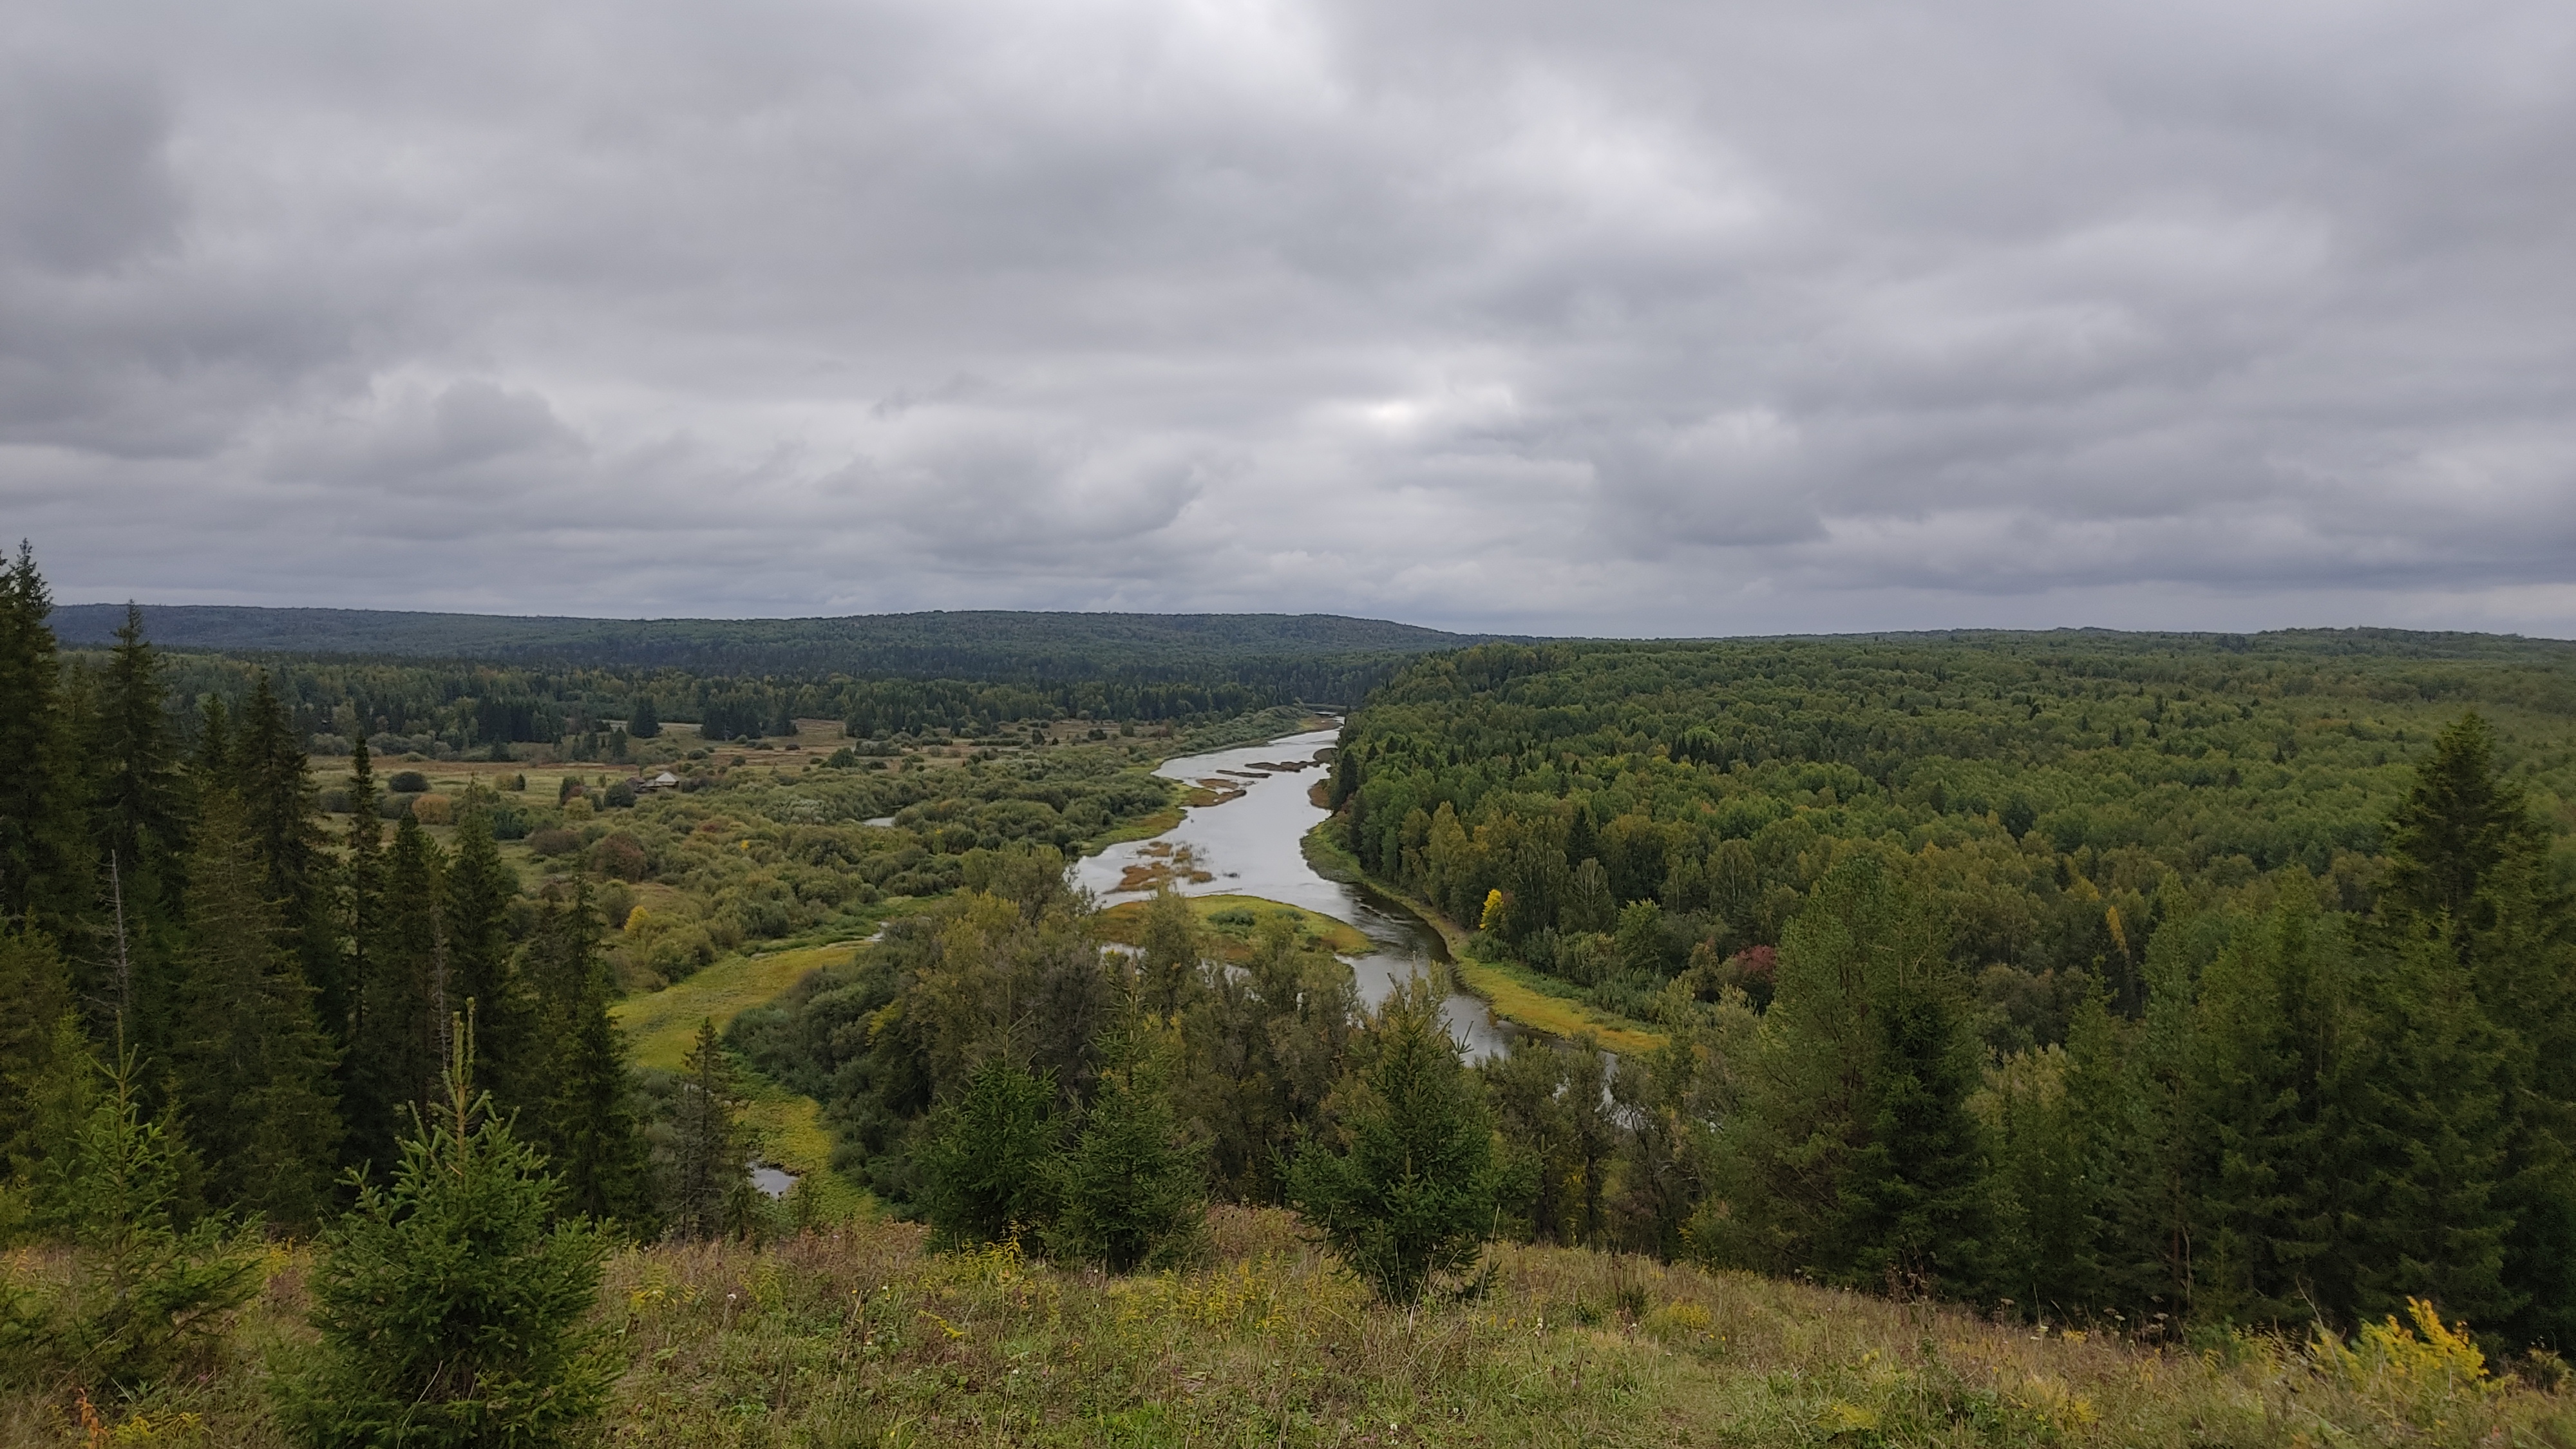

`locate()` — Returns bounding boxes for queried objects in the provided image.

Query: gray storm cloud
[4,0,2573,634]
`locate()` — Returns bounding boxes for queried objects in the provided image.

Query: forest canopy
[1334,631,2576,1030]
[1325,632,2576,1348]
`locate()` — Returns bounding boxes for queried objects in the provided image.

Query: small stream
[1075,728,1506,1061]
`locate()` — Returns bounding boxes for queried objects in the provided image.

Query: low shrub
[592,833,649,882]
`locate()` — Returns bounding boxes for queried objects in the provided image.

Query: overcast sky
[6,0,2575,636]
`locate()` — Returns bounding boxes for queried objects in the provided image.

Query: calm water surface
[1075,728,1505,1060]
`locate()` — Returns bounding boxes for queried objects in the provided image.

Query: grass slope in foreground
[15,1207,2567,1446]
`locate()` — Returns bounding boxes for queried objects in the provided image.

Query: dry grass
[12,1209,2571,1448]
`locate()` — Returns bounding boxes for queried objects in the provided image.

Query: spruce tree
[442,799,524,1099]
[1833,947,1993,1296]
[916,1054,1057,1247]
[343,736,383,940]
[2375,714,2576,1346]
[337,738,384,1128]
[2056,986,2134,1309]
[2353,933,2515,1328]
[1706,858,1989,1294]
[1982,1045,2083,1317]
[1048,1024,1204,1271]
[233,674,346,1045]
[1287,975,1497,1303]
[278,1021,614,1448]
[2187,898,2366,1327]
[170,790,340,1229]
[192,694,230,782]
[663,1019,753,1240]
[2112,912,2230,1322]
[520,887,654,1229]
[0,542,91,943]
[1,1039,259,1393]
[2381,714,2540,945]
[0,930,75,1175]
[6,1014,99,1237]
[87,603,185,1026]
[346,815,445,1173]
[1981,994,2129,1322]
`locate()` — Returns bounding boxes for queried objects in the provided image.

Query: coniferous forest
[6,544,2576,1444]
[1332,638,2576,1344]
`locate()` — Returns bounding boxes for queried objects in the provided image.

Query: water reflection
[1077,728,1506,1060]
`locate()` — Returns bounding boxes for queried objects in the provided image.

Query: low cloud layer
[7,0,2574,634]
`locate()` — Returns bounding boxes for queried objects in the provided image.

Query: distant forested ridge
[52,603,1486,687]
[48,603,1495,747]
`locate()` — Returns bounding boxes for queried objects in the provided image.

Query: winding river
[1075,728,1506,1060]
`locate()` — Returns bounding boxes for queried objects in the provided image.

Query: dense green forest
[1335,633,2576,1027]
[1323,634,2576,1348]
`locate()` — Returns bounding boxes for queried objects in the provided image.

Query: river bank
[1071,726,1507,1058]
[1299,818,1670,1057]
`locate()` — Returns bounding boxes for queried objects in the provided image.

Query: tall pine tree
[346,815,445,1175]
[663,1019,753,1241]
[336,738,383,1117]
[170,790,339,1229]
[86,603,186,1030]
[520,887,654,1229]
[232,674,346,1046]
[1048,1021,1205,1271]
[916,1054,1057,1248]
[442,797,525,1103]
[1834,936,1993,1296]
[1708,858,1991,1296]
[2187,898,2367,1328]
[0,544,92,947]
[2376,714,2576,1346]
[2352,931,2515,1328]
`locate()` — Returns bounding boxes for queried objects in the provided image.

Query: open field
[13,1206,2569,1447]
[612,942,862,1072]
